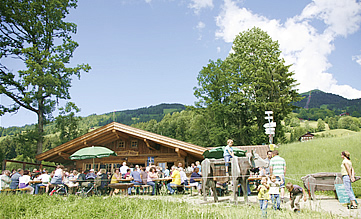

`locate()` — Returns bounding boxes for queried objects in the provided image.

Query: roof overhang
[36,122,207,163]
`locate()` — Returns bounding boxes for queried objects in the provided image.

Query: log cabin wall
[75,137,201,173]
[36,122,207,172]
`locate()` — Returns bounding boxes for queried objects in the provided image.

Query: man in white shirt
[0,170,11,191]
[119,162,129,178]
[35,170,50,194]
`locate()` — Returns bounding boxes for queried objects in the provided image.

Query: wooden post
[22,161,26,170]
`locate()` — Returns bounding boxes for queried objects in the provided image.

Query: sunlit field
[280,132,361,196]
[0,194,335,219]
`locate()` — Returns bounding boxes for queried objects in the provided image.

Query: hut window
[118,141,125,148]
[85,163,92,170]
[131,140,138,148]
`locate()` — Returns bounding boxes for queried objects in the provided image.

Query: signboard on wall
[147,157,154,166]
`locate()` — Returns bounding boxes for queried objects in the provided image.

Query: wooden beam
[175,148,187,158]
[112,130,129,140]
[58,152,71,160]
[144,139,157,150]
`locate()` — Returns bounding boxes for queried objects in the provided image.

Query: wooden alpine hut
[36,122,206,172]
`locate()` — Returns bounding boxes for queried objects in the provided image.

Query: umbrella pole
[93,158,95,170]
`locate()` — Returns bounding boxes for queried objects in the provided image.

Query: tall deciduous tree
[55,102,84,145]
[194,27,302,145]
[0,0,90,157]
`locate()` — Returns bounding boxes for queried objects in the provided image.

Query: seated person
[128,168,142,195]
[167,166,181,195]
[34,170,51,194]
[0,170,11,192]
[98,169,108,194]
[86,169,96,180]
[147,167,158,195]
[10,169,23,189]
[179,167,188,192]
[19,170,34,194]
[124,169,131,179]
[85,169,97,188]
[110,169,121,184]
[50,165,65,185]
[110,169,122,195]
[189,167,202,194]
[77,170,89,187]
[66,170,79,194]
[140,167,148,185]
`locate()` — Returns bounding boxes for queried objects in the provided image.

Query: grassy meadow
[280,131,361,196]
[0,193,335,219]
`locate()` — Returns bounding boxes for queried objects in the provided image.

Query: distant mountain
[293,89,361,116]
[97,103,186,126]
[0,103,186,137]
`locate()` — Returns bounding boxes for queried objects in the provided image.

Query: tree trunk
[36,107,44,164]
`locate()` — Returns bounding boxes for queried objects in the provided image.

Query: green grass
[0,194,334,219]
[280,132,361,197]
[313,129,358,138]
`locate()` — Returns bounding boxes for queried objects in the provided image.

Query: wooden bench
[141,185,151,194]
[0,188,30,194]
[170,184,184,194]
[132,185,141,195]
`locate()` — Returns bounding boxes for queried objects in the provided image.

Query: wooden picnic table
[108,183,134,196]
[192,177,202,182]
[30,180,42,184]
[117,178,133,182]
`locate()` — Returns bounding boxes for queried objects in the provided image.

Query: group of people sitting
[0,165,109,195]
[0,161,203,196]
[111,162,202,195]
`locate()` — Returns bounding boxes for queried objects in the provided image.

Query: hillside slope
[280,132,361,196]
[293,89,361,116]
[0,103,186,137]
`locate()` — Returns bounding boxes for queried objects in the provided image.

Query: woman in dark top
[189,167,202,194]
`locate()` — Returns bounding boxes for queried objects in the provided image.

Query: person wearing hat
[86,169,96,180]
[341,151,357,209]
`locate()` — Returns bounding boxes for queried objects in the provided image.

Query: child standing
[268,175,282,210]
[224,139,234,175]
[286,182,308,213]
[257,176,270,218]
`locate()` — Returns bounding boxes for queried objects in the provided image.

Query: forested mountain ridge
[0,103,186,137]
[293,89,361,117]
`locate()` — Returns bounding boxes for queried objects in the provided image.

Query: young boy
[268,175,282,210]
[286,182,308,212]
[257,176,270,218]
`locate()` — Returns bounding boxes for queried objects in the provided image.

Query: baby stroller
[49,184,68,196]
[76,176,101,198]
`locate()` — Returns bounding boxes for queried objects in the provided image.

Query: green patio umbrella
[202,146,247,159]
[69,146,117,169]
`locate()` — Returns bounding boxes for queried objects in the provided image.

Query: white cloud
[145,0,152,3]
[196,21,205,30]
[189,0,214,14]
[215,0,361,99]
[352,54,361,66]
[217,47,221,53]
[298,0,361,37]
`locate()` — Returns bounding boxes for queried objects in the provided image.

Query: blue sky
[1,0,361,128]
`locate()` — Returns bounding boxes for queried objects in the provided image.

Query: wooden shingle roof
[36,122,207,163]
